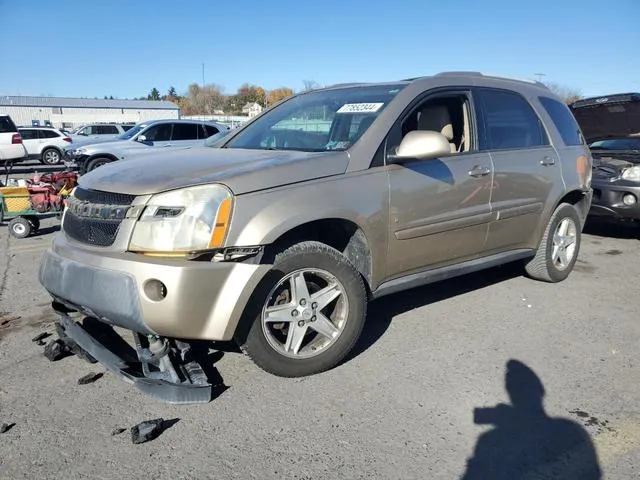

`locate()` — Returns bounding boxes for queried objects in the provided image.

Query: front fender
[226,170,390,287]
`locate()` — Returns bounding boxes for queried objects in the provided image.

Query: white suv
[69,123,134,142]
[18,127,72,165]
[0,114,27,163]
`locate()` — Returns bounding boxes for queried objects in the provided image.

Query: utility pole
[202,63,205,88]
[534,73,546,83]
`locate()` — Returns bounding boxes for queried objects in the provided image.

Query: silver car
[64,119,227,174]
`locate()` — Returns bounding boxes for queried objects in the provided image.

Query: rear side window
[539,96,584,146]
[40,129,60,138]
[171,123,199,140]
[19,129,37,140]
[0,116,17,133]
[476,89,549,150]
[202,124,220,138]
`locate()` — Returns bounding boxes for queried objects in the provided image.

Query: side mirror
[387,131,451,164]
[137,135,147,142]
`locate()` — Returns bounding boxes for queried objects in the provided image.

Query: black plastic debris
[131,418,166,444]
[31,332,51,343]
[130,418,179,444]
[0,423,15,434]
[111,428,126,436]
[43,339,71,361]
[77,372,103,385]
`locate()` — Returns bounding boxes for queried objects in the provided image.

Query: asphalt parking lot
[0,207,639,478]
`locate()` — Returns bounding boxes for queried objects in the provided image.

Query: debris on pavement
[130,418,179,444]
[0,423,15,434]
[111,428,126,436]
[36,339,46,346]
[43,339,72,362]
[77,372,103,385]
[31,332,51,343]
[0,315,21,327]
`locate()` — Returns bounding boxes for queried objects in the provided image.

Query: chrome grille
[63,187,135,247]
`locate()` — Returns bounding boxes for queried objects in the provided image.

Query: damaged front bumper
[590,178,640,220]
[54,308,222,404]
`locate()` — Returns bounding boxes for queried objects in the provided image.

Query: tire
[241,241,367,378]
[41,148,61,166]
[86,157,111,172]
[525,203,582,283]
[8,217,32,238]
[25,215,40,232]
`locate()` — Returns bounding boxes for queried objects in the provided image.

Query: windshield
[589,138,640,151]
[118,123,147,140]
[222,84,406,152]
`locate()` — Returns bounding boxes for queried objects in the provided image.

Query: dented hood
[77,147,349,196]
[570,93,640,143]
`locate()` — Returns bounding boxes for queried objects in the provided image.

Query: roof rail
[429,71,548,87]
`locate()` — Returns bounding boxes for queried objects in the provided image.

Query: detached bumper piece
[56,313,217,404]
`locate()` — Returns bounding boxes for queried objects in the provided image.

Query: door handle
[540,156,556,166]
[468,165,491,177]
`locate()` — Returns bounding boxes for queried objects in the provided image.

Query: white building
[0,96,180,130]
[242,102,263,118]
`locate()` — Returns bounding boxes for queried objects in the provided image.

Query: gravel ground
[0,214,639,479]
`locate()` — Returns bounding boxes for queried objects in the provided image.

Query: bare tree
[302,79,321,91]
[543,81,583,104]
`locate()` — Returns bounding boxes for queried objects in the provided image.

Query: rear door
[18,129,40,156]
[475,87,559,252]
[170,122,202,147]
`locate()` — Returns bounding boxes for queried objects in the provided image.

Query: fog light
[143,279,167,301]
[622,194,637,206]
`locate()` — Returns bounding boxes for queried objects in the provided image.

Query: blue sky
[1,0,638,99]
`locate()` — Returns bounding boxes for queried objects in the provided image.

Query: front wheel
[525,203,582,283]
[241,241,367,377]
[85,157,111,172]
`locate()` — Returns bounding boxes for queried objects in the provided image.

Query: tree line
[132,81,322,116]
[102,79,583,115]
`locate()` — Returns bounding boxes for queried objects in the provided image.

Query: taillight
[11,133,22,144]
[63,137,72,143]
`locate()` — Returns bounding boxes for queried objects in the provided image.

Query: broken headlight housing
[621,166,640,182]
[129,184,233,254]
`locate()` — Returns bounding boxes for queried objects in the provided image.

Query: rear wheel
[41,148,61,166]
[241,241,367,377]
[8,217,32,238]
[525,203,582,282]
[25,215,40,232]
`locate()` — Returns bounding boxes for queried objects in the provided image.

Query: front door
[473,87,559,252]
[386,90,494,279]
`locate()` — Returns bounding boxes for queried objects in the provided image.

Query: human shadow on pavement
[347,261,524,361]
[461,359,602,480]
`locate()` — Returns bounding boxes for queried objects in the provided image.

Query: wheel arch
[261,217,374,293]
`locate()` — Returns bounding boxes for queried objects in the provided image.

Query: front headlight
[621,166,640,181]
[128,184,233,253]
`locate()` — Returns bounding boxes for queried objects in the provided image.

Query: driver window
[143,124,172,141]
[401,95,472,154]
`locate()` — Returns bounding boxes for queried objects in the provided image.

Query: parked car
[39,72,593,403]
[63,119,227,174]
[18,126,72,165]
[68,123,135,142]
[0,114,27,164]
[569,93,640,223]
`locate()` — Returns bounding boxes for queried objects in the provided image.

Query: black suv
[570,93,640,222]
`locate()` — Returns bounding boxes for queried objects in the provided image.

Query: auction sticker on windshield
[337,103,384,114]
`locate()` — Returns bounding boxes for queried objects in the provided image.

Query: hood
[570,93,640,143]
[78,147,349,196]
[68,137,124,148]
